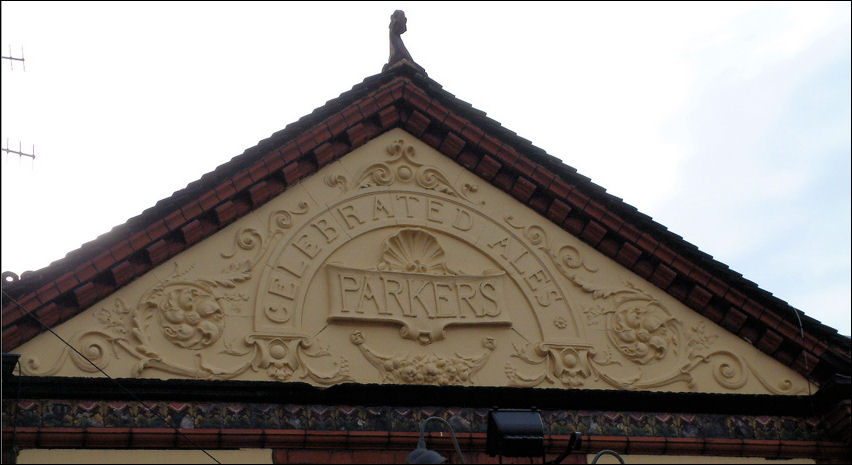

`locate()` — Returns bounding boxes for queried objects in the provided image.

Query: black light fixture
[406,416,466,464]
[486,408,545,459]
[590,450,625,463]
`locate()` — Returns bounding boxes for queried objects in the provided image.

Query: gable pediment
[10,129,814,395]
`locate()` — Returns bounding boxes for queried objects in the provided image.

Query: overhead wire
[1,289,222,464]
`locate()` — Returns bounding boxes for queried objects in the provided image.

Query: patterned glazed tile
[575,411,600,435]
[470,408,489,434]
[675,415,701,438]
[626,413,653,437]
[363,406,389,431]
[74,400,104,427]
[727,416,755,439]
[419,407,447,434]
[561,411,581,434]
[4,400,42,427]
[542,410,570,435]
[698,414,728,438]
[778,416,811,441]
[653,413,677,437]
[338,405,367,431]
[445,407,473,434]
[103,401,134,427]
[250,403,280,429]
[222,403,251,429]
[389,406,420,432]
[307,405,338,431]
[167,402,196,429]
[278,404,307,430]
[599,412,625,435]
[806,417,822,440]
[42,400,75,427]
[753,416,779,440]
[191,402,221,428]
[133,401,168,428]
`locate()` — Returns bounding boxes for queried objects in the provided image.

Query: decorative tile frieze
[1,398,825,441]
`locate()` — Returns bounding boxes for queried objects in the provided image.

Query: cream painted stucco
[16,448,271,464]
[11,128,815,395]
[589,454,814,464]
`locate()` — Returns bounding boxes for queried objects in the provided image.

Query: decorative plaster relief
[326,139,481,204]
[502,216,804,395]
[327,229,511,345]
[19,203,351,384]
[350,330,495,385]
[11,129,813,394]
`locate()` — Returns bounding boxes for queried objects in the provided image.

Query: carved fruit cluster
[380,353,478,385]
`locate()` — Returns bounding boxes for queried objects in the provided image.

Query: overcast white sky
[2,2,849,336]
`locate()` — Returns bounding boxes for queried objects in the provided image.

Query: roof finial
[383,10,424,73]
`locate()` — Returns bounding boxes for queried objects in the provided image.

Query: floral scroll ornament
[19,260,352,385]
[501,215,804,395]
[243,335,353,384]
[324,139,481,204]
[148,284,224,349]
[506,343,597,387]
[221,202,310,267]
[142,262,251,350]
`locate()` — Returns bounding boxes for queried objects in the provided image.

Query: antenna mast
[0,44,25,71]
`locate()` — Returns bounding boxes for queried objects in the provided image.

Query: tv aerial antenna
[2,139,35,167]
[2,44,36,168]
[1,44,25,71]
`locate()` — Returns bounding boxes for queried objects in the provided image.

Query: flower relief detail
[141,262,250,350]
[149,285,225,349]
[607,298,678,365]
[505,275,804,394]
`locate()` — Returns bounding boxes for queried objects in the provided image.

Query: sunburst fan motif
[377,229,455,275]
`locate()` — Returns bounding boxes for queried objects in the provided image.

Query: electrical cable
[1,289,222,464]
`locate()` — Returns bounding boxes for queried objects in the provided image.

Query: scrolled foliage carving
[324,139,482,204]
[221,202,309,266]
[506,343,594,387]
[582,284,803,393]
[500,217,803,394]
[504,216,598,286]
[19,256,355,384]
[245,335,353,384]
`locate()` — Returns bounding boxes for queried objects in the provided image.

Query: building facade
[2,12,850,464]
